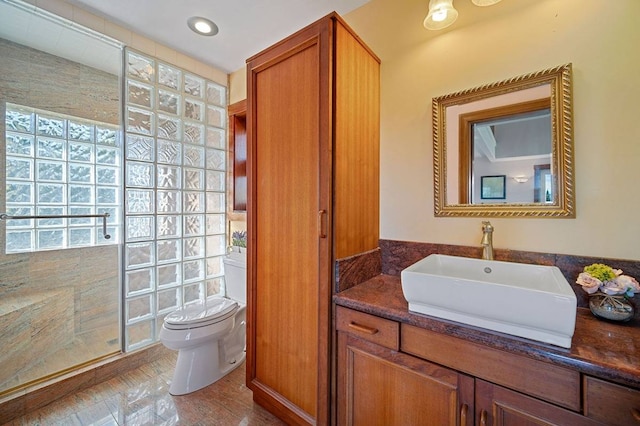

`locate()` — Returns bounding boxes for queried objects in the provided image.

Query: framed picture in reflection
[480,175,506,200]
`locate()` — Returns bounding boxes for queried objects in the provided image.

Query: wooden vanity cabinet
[336,305,640,425]
[246,13,380,426]
[476,380,600,425]
[336,306,475,425]
[401,324,581,412]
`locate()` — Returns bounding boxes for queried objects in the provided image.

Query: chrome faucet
[481,221,494,260]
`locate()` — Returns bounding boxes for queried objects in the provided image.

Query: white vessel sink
[401,254,577,348]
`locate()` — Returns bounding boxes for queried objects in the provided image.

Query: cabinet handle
[348,322,379,335]
[480,410,488,426]
[632,408,640,422]
[318,210,327,238]
[459,404,468,426]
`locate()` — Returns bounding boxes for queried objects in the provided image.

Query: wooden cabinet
[476,380,600,425]
[227,100,247,212]
[336,306,640,426]
[336,306,474,426]
[584,376,640,425]
[401,324,581,412]
[246,13,379,425]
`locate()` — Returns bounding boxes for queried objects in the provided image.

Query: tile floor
[3,352,286,425]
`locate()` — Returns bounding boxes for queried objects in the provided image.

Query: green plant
[232,230,247,248]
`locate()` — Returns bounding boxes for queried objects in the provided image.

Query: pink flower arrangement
[576,263,640,297]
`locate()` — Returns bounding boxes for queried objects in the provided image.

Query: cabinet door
[475,379,600,426]
[584,376,640,425]
[247,18,331,425]
[338,332,474,426]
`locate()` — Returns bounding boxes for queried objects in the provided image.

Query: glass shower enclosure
[0,0,123,395]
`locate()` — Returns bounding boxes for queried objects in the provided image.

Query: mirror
[433,64,574,217]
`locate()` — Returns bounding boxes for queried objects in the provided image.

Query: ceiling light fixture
[423,0,458,31]
[424,0,503,31]
[471,0,502,6]
[187,16,219,36]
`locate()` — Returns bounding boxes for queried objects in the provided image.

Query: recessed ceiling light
[187,16,219,36]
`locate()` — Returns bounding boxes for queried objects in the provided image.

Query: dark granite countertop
[333,274,640,389]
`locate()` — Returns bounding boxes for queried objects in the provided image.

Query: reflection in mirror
[459,97,551,204]
[433,64,574,217]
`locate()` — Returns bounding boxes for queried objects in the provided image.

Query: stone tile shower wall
[124,49,228,351]
[0,37,120,394]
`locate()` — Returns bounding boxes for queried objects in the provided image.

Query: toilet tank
[223,248,246,304]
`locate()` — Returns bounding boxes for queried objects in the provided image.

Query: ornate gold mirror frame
[433,63,574,218]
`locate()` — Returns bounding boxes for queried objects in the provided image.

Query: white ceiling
[66,0,370,73]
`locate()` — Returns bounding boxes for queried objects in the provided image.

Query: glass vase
[588,293,635,322]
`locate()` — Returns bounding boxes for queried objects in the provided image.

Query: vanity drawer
[584,376,640,425]
[401,324,581,411]
[336,306,399,350]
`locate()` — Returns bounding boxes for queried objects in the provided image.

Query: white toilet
[159,248,247,395]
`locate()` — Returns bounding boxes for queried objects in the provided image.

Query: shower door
[0,0,123,395]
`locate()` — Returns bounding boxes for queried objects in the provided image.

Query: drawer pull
[632,408,640,422]
[460,403,468,426]
[480,410,488,426]
[348,322,379,335]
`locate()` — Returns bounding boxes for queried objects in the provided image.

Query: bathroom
[1,0,639,424]
[0,0,236,416]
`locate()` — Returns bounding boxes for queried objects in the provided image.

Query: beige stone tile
[36,0,73,21]
[137,355,175,379]
[194,60,227,86]
[176,51,197,75]
[71,6,105,34]
[23,370,96,414]
[91,346,155,383]
[131,33,156,57]
[155,44,178,66]
[103,21,132,45]
[20,394,81,424]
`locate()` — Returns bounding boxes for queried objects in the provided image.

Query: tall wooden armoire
[246,12,380,425]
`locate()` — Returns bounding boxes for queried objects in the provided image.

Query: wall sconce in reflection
[512,176,530,183]
[424,0,503,31]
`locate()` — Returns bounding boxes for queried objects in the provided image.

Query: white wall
[361,0,640,260]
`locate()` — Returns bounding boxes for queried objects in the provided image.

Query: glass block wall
[5,104,121,253]
[124,49,228,350]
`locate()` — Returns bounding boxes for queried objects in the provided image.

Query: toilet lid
[164,297,238,326]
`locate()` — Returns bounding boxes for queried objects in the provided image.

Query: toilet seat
[164,297,238,330]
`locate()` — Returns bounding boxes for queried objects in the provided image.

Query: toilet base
[168,338,246,395]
